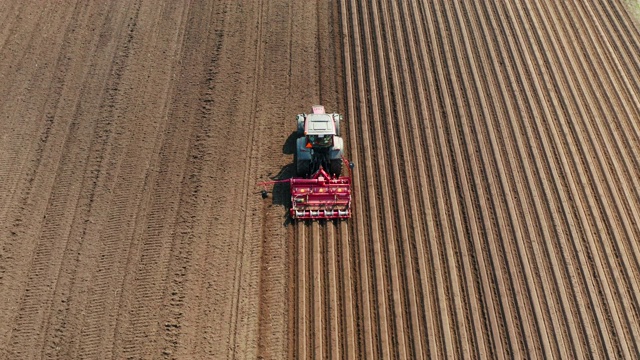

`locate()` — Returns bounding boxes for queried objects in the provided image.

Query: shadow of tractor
[258,131,299,225]
[282,130,297,155]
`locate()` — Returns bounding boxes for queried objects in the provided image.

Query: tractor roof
[305,114,336,135]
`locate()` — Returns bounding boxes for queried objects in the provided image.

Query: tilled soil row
[2,0,640,359]
[291,0,640,359]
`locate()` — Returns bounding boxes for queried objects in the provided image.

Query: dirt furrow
[521,2,636,356]
[437,2,536,358]
[505,2,623,356]
[570,1,640,147]
[429,4,506,359]
[556,0,640,225]
[311,222,325,359]
[538,2,640,352]
[359,1,411,357]
[337,221,356,359]
[286,0,347,357]
[295,224,308,359]
[347,1,392,358]
[416,2,502,356]
[4,1,640,358]
[378,1,436,357]
[471,3,582,357]
[414,3,466,358]
[455,2,547,357]
[586,2,640,96]
[512,5,613,357]
[448,2,550,357]
[338,2,376,359]
[287,0,350,357]
[394,2,454,358]
[325,223,340,359]
[563,1,640,285]
[367,1,421,358]
[489,2,607,357]
[432,3,496,358]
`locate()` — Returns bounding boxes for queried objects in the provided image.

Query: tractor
[295,105,344,178]
[258,105,353,220]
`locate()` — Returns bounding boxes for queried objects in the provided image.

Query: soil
[1,1,640,359]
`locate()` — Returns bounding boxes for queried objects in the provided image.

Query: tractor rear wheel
[330,159,342,177]
[297,160,311,177]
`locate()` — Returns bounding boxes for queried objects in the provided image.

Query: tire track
[69,2,148,357]
[5,0,640,358]
[224,1,283,357]
[4,2,132,357]
[0,0,24,50]
[0,2,79,275]
[0,2,130,357]
[101,2,194,358]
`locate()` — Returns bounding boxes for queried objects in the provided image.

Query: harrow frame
[258,157,353,220]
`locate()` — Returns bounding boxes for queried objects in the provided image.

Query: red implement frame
[258,158,352,220]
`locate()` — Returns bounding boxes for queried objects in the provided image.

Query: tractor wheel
[296,115,305,136]
[297,160,311,177]
[330,159,342,177]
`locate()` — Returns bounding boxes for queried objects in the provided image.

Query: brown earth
[1,1,640,359]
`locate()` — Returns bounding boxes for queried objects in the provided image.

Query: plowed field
[1,1,640,359]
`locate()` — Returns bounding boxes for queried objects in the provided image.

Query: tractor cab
[295,105,345,177]
[306,134,333,148]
